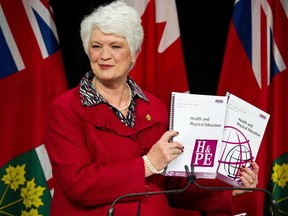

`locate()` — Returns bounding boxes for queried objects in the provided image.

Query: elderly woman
[45,1,259,216]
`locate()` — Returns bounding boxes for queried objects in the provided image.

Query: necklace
[92,77,132,111]
[117,83,132,111]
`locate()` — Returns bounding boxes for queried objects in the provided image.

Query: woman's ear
[129,50,140,72]
[132,50,141,63]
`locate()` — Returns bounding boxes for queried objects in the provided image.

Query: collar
[80,71,148,107]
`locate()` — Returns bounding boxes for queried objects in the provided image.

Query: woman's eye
[112,45,121,49]
[92,45,101,49]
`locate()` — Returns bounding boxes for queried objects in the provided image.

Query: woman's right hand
[144,130,184,176]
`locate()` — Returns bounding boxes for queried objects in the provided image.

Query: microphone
[184,165,279,216]
[108,164,278,216]
[107,177,191,216]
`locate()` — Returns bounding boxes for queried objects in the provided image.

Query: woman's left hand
[232,161,259,196]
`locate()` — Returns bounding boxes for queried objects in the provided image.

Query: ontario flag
[0,0,67,215]
[217,0,288,215]
[121,0,189,109]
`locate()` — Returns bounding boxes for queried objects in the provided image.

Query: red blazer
[45,86,234,216]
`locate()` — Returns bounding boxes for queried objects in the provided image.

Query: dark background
[49,0,235,95]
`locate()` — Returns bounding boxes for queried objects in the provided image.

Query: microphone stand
[184,165,279,216]
[108,164,279,216]
[107,179,191,216]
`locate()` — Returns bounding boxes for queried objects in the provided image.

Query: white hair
[80,1,144,61]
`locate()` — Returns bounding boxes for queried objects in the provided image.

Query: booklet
[216,92,270,186]
[165,92,227,179]
[164,92,270,184]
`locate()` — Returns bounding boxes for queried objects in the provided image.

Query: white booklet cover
[165,92,227,179]
[216,92,270,186]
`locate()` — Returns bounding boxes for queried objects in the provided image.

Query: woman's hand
[232,161,259,196]
[144,131,184,176]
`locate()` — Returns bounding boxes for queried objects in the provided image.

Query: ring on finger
[172,148,177,155]
[249,179,255,185]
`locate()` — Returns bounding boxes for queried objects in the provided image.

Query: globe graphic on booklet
[218,126,254,184]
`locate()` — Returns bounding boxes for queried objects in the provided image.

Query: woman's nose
[100,47,111,60]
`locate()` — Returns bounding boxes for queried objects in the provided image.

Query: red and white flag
[0,0,67,214]
[121,0,189,108]
[217,0,288,215]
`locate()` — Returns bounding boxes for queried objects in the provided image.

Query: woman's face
[88,27,133,83]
